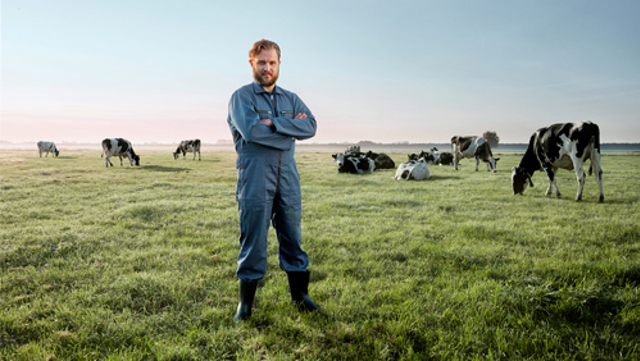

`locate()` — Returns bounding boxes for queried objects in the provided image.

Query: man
[227,39,321,321]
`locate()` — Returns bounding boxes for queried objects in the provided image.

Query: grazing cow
[451,136,500,172]
[512,121,603,202]
[365,151,395,169]
[394,158,430,180]
[101,138,140,168]
[332,153,375,174]
[173,139,201,160]
[37,141,59,157]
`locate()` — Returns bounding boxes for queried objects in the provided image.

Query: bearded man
[227,39,321,321]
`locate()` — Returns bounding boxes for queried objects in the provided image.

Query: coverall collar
[252,81,283,95]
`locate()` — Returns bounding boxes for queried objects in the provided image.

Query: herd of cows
[35,121,604,202]
[329,121,604,202]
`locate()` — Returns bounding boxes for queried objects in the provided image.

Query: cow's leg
[572,158,586,202]
[591,148,604,203]
[119,155,124,166]
[453,152,459,171]
[486,161,491,172]
[475,157,480,171]
[198,150,201,161]
[543,167,560,197]
[105,155,112,167]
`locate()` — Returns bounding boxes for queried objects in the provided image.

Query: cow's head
[132,154,141,166]
[332,153,346,167]
[488,157,500,172]
[173,150,181,160]
[512,166,533,194]
[54,150,60,157]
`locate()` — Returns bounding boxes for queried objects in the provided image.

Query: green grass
[1,149,639,360]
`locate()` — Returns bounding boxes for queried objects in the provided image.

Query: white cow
[393,158,430,180]
[37,141,59,157]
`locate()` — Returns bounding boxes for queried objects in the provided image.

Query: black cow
[512,121,603,202]
[365,151,395,169]
[173,139,201,160]
[101,138,140,167]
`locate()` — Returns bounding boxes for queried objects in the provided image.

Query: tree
[483,131,500,148]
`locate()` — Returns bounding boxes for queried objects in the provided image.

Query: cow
[101,138,140,168]
[435,152,454,166]
[365,151,395,169]
[408,149,437,164]
[37,141,59,157]
[512,121,603,203]
[394,158,430,180]
[332,153,376,174]
[451,136,499,172]
[173,139,201,160]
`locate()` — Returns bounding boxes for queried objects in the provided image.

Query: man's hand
[260,113,307,128]
[260,118,274,128]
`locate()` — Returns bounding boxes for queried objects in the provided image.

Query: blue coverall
[227,82,317,281]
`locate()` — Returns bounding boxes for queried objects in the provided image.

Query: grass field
[1,149,639,360]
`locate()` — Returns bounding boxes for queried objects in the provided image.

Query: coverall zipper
[270,92,282,193]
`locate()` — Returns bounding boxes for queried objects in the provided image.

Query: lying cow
[365,151,395,169]
[101,138,140,168]
[435,152,454,166]
[37,141,59,157]
[512,121,603,202]
[173,139,201,160]
[408,149,436,164]
[394,158,430,180]
[332,153,375,174]
[451,136,499,172]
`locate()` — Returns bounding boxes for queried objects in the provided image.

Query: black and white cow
[37,141,59,157]
[408,149,437,164]
[365,151,395,169]
[101,138,140,168]
[332,153,376,174]
[173,139,201,160]
[451,136,499,172]
[394,158,430,180]
[512,121,603,203]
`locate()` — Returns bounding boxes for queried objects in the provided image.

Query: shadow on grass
[140,165,191,172]
[56,156,79,160]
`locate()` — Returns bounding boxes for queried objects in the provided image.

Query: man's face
[250,48,280,89]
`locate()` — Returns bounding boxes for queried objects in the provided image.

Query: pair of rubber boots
[234,271,321,322]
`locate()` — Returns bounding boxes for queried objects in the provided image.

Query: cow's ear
[332,154,337,159]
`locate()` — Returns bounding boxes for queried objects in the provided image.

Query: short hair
[249,39,281,61]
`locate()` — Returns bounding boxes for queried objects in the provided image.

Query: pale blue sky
[2,0,639,144]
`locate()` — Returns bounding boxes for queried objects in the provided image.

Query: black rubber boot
[287,271,321,312]
[233,280,258,322]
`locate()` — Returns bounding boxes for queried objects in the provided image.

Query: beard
[253,68,279,88]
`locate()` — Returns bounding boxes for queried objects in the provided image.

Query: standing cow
[512,121,603,203]
[173,139,201,160]
[101,138,140,168]
[37,141,59,157]
[451,136,499,172]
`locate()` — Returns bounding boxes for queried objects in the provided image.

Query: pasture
[1,149,639,360]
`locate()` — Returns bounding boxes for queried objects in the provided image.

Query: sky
[2,0,640,145]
